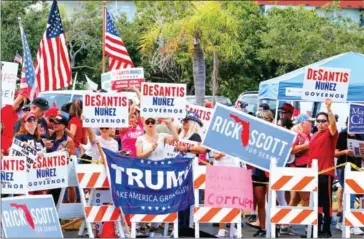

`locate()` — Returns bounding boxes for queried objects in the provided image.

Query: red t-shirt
[1,105,19,155]
[68,116,83,148]
[293,133,311,166]
[308,129,339,176]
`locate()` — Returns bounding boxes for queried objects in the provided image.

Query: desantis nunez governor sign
[202,104,296,171]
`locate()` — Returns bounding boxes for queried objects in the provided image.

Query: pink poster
[204,166,253,210]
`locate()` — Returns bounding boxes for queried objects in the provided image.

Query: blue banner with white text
[348,103,364,134]
[103,148,194,214]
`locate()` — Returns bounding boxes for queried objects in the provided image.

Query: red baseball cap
[22,112,36,122]
[278,103,294,114]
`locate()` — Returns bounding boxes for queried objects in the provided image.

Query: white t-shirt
[136,133,168,161]
[85,136,119,160]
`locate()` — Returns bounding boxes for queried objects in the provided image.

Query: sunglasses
[145,119,156,125]
[100,128,110,130]
[316,119,328,124]
[25,117,37,123]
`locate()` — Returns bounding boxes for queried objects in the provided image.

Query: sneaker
[253,229,266,238]
[282,226,298,236]
[248,214,258,223]
[335,222,343,231]
[216,229,227,238]
[320,232,332,238]
[351,227,364,235]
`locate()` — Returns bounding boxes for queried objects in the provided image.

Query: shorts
[252,175,269,187]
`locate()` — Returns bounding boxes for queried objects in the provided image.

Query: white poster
[28,151,69,191]
[1,156,28,194]
[1,61,19,106]
[302,66,350,102]
[9,138,38,173]
[140,82,187,118]
[83,92,129,127]
[164,139,199,158]
[186,103,213,136]
[101,67,144,91]
[347,138,364,158]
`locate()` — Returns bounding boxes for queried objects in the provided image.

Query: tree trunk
[192,35,206,106]
[211,50,219,106]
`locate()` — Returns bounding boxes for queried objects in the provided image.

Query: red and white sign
[204,166,253,210]
[1,156,27,194]
[140,82,187,118]
[102,68,144,91]
[302,66,351,102]
[83,92,129,127]
[164,139,199,158]
[186,103,213,135]
[28,151,69,191]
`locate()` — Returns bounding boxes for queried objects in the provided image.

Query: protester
[45,114,76,204]
[258,103,270,111]
[307,99,338,238]
[334,118,363,235]
[278,102,294,123]
[1,94,29,155]
[84,127,118,160]
[248,109,274,238]
[66,100,87,157]
[119,105,144,157]
[136,118,178,160]
[13,97,50,139]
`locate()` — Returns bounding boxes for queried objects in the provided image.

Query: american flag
[34,0,71,92]
[104,9,134,70]
[19,23,38,101]
[14,51,23,64]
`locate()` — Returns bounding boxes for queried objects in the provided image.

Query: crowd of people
[1,90,363,238]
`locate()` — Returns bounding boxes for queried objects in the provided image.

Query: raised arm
[325,99,337,136]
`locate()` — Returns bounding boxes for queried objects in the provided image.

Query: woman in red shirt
[66,100,87,157]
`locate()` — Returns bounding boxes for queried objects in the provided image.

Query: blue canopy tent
[258,52,364,103]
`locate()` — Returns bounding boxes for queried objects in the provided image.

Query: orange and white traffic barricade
[76,163,125,238]
[267,159,318,238]
[130,213,178,238]
[343,163,364,238]
[193,160,242,238]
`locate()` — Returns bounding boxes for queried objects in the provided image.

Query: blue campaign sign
[103,148,194,214]
[202,103,297,171]
[348,103,364,134]
[1,195,63,238]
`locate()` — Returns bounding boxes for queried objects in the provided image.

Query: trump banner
[348,103,364,134]
[83,92,129,127]
[202,103,296,171]
[302,66,350,102]
[1,195,63,238]
[140,82,187,118]
[1,156,27,194]
[103,148,194,214]
[205,166,253,210]
[28,151,68,191]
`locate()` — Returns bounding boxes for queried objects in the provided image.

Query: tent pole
[274,100,279,124]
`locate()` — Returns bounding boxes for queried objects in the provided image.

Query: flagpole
[102,1,106,73]
[70,72,78,101]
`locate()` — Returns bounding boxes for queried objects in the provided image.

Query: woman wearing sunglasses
[119,104,144,157]
[136,117,178,160]
[13,112,44,151]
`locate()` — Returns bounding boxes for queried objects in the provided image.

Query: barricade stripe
[271,176,293,190]
[84,206,91,218]
[352,212,364,225]
[164,213,177,222]
[142,215,157,222]
[345,218,354,227]
[271,208,292,223]
[87,172,101,188]
[194,175,206,189]
[94,206,108,221]
[290,209,313,224]
[77,173,85,184]
[291,177,314,191]
[110,208,120,221]
[199,208,221,222]
[220,209,240,222]
[194,207,200,213]
[102,178,110,188]
[313,219,318,225]
[346,179,364,194]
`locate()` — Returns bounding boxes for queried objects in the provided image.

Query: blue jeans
[336,167,356,223]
